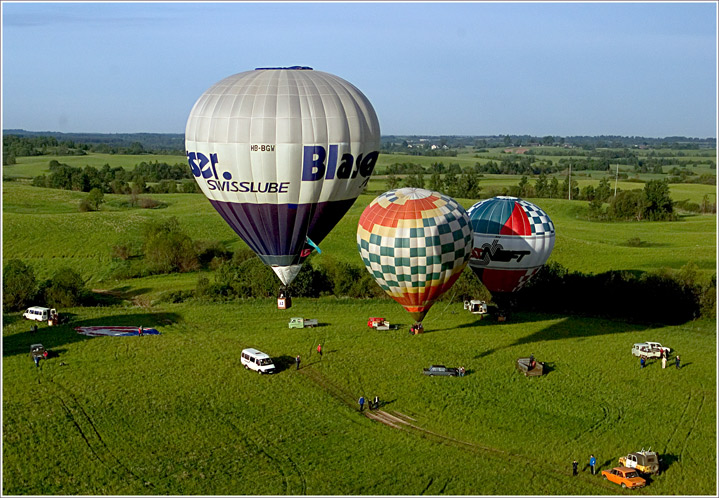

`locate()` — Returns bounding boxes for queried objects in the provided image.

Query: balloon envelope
[185,67,380,285]
[467,196,555,293]
[357,188,473,323]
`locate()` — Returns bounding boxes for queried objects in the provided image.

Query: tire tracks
[662,392,692,456]
[300,366,618,493]
[46,377,154,490]
[564,402,621,447]
[206,405,307,495]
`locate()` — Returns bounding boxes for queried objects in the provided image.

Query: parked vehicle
[30,344,45,359]
[601,467,646,489]
[23,307,54,322]
[422,365,458,377]
[463,299,488,315]
[367,317,398,330]
[632,342,671,359]
[288,317,318,329]
[619,449,660,475]
[240,348,276,374]
[516,357,545,377]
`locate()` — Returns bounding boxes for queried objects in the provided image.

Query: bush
[608,190,644,221]
[142,217,199,274]
[138,197,163,209]
[195,240,232,268]
[3,259,37,311]
[78,199,92,212]
[38,267,87,307]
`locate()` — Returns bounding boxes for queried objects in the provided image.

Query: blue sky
[2,1,717,137]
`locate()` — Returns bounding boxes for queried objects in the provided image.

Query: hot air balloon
[467,196,555,296]
[357,188,473,330]
[185,67,380,308]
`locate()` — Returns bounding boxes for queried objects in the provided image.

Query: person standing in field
[589,454,596,475]
[662,354,667,369]
[358,396,365,412]
[295,355,301,370]
[317,343,322,357]
[572,459,578,476]
[138,325,143,337]
[675,355,680,369]
[640,357,645,369]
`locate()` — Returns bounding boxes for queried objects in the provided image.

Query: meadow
[2,151,717,495]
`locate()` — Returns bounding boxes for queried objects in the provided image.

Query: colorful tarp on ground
[74,326,161,337]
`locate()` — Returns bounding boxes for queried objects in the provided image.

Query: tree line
[31,160,201,194]
[3,132,184,164]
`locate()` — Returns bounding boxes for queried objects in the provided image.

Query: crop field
[2,153,717,495]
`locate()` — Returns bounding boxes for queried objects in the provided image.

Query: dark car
[423,365,459,376]
[30,344,45,358]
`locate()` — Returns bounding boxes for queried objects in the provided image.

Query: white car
[632,342,671,359]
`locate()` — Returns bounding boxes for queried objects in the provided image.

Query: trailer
[463,300,488,316]
[516,357,545,376]
[367,317,398,330]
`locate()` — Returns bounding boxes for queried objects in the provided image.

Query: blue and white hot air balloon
[185,67,380,290]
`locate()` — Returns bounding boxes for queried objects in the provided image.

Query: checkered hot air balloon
[357,188,473,324]
[467,196,555,294]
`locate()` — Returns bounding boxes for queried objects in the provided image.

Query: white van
[240,348,276,374]
[23,307,54,322]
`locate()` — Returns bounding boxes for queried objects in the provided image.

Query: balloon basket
[410,323,424,335]
[277,287,292,310]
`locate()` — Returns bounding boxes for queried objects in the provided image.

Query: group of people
[358,395,380,412]
[640,350,680,369]
[572,454,597,476]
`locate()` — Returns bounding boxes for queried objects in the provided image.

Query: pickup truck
[367,317,398,331]
[288,317,318,329]
[422,365,458,377]
[632,342,671,359]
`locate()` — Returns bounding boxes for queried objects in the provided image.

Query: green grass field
[2,153,717,495]
[2,300,716,495]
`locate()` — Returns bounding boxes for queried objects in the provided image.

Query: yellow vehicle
[601,467,646,489]
[618,449,660,475]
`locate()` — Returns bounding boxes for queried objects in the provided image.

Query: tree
[142,217,199,274]
[39,267,87,307]
[595,177,612,202]
[428,172,443,192]
[385,174,401,190]
[535,173,548,198]
[402,172,425,189]
[642,179,674,221]
[3,259,37,311]
[608,190,644,221]
[87,188,105,211]
[548,177,560,198]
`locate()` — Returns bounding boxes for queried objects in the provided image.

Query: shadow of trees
[2,311,182,358]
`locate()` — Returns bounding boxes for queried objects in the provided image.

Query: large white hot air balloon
[185,67,380,292]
